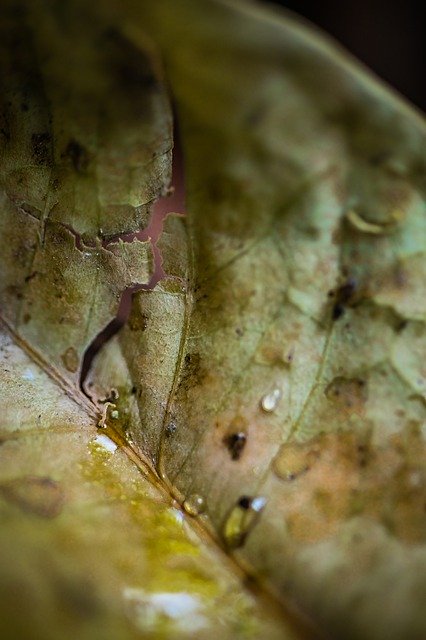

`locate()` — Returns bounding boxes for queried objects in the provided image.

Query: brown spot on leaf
[223,431,247,461]
[61,346,79,373]
[325,377,368,413]
[273,440,321,480]
[62,139,90,174]
[331,277,358,320]
[273,427,425,544]
[0,476,65,518]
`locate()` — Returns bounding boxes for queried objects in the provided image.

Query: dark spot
[62,139,90,174]
[23,313,31,324]
[24,271,37,283]
[101,388,118,404]
[357,444,369,467]
[130,386,137,395]
[31,132,51,165]
[165,421,177,437]
[0,127,11,142]
[223,432,247,461]
[20,103,29,112]
[331,277,357,320]
[0,476,65,518]
[235,327,244,337]
[238,496,251,510]
[332,303,344,320]
[396,319,408,333]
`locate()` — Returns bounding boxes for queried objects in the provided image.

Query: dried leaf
[1,1,425,639]
[89,1,426,638]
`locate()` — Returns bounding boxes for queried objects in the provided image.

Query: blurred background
[265,0,425,111]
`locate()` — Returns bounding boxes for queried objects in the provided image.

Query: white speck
[22,368,35,381]
[408,471,422,488]
[123,589,207,633]
[250,496,267,512]
[93,434,117,453]
[260,388,282,413]
[170,508,184,525]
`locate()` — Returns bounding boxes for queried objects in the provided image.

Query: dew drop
[273,442,319,481]
[260,388,282,413]
[183,494,205,516]
[222,495,267,549]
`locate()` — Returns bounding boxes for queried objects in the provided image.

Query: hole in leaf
[80,142,186,394]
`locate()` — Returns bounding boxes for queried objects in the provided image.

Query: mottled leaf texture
[1,0,426,639]
[0,330,295,640]
[0,0,172,240]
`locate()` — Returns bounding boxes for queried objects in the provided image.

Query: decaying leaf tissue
[0,1,425,639]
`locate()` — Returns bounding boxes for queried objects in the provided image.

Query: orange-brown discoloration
[273,425,425,544]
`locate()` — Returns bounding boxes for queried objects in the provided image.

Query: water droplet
[260,388,282,413]
[222,495,267,549]
[183,494,205,516]
[273,442,319,480]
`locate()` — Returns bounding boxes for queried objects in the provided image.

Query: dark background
[265,0,425,111]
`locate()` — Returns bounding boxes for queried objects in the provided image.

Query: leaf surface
[88,1,426,638]
[1,1,426,639]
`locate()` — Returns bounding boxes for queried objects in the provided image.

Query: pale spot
[346,208,404,234]
[260,388,282,413]
[123,589,207,634]
[93,434,117,453]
